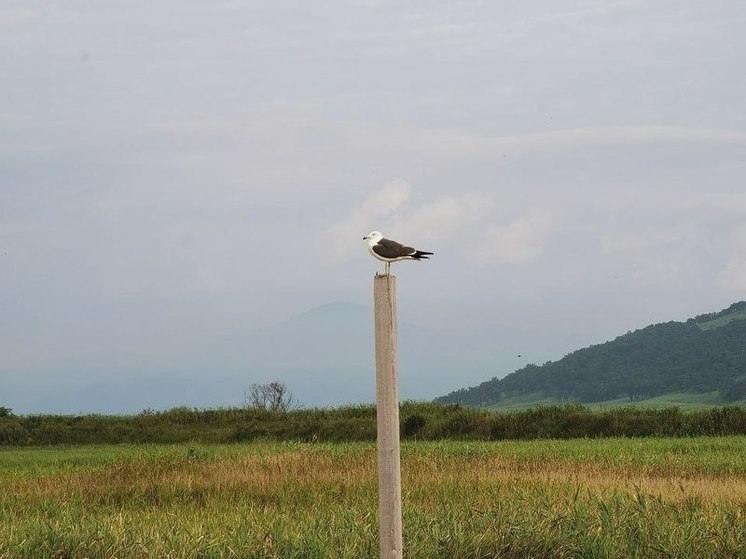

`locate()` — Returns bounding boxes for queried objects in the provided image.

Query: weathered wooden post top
[363,231,434,559]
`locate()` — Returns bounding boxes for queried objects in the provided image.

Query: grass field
[697,308,746,330]
[1,438,745,558]
[486,391,746,412]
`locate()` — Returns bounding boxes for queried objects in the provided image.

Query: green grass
[590,391,730,410]
[485,391,565,411]
[1,438,745,558]
[697,308,746,330]
[488,391,746,412]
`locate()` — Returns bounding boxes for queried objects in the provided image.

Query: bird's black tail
[412,250,434,260]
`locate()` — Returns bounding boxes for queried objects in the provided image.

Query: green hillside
[438,301,746,408]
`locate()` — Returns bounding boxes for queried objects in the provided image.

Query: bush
[402,414,427,437]
[2,403,745,446]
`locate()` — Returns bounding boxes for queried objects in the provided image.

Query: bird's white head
[363,231,383,242]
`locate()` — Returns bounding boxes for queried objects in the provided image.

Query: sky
[2,0,746,413]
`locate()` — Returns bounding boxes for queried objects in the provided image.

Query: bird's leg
[384,262,391,275]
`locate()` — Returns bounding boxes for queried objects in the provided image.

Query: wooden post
[373,274,403,559]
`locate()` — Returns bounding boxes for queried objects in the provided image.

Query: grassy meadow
[486,392,746,412]
[1,437,745,558]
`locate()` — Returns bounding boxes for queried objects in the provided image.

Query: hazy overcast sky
[2,1,746,412]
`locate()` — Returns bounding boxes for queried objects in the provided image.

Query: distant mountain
[192,301,525,410]
[437,302,746,408]
[8,300,537,414]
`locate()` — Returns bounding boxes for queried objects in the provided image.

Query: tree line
[1,402,745,446]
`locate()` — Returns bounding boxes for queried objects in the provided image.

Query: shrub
[2,403,746,446]
[402,414,427,437]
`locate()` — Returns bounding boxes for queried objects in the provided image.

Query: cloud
[717,225,746,292]
[330,182,494,266]
[410,126,746,159]
[478,212,552,264]
[384,193,493,243]
[718,258,746,292]
[329,178,412,254]
[599,226,693,257]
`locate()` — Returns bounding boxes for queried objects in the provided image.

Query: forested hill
[437,302,746,407]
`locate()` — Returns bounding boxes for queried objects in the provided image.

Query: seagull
[363,231,434,275]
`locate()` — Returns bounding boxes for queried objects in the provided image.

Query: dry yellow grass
[1,438,745,558]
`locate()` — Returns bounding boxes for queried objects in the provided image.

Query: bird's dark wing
[372,238,416,258]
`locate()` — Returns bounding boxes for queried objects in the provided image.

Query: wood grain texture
[373,274,403,559]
